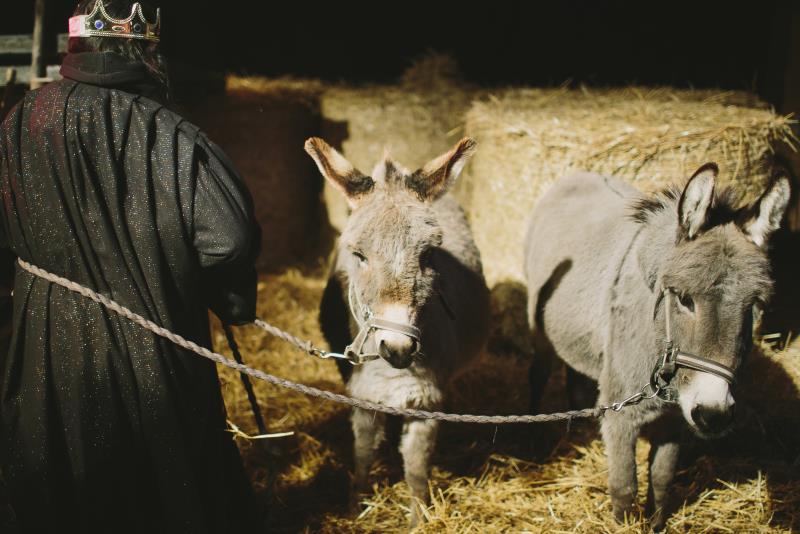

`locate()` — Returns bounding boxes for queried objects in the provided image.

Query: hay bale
[462,87,797,285]
[320,55,478,232]
[188,76,327,271]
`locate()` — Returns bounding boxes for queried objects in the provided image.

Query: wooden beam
[0,34,68,56]
[0,65,62,87]
[31,0,52,87]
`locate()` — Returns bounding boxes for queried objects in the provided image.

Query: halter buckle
[649,344,680,403]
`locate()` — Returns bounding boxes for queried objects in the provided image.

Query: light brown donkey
[306,137,490,526]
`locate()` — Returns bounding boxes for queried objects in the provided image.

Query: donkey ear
[304,137,374,208]
[742,172,791,248]
[678,163,718,239]
[406,137,477,201]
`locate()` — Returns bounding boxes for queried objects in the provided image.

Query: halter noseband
[341,283,424,365]
[650,289,737,403]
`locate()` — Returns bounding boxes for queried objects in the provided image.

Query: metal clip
[607,382,661,413]
[650,346,675,390]
[610,391,644,411]
[310,348,350,362]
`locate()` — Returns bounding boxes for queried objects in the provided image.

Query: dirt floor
[214,259,800,533]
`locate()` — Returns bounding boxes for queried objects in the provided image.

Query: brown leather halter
[650,289,737,403]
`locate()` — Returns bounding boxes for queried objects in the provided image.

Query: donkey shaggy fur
[308,137,490,527]
[524,165,790,530]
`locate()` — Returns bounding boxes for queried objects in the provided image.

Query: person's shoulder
[12,78,76,109]
[124,95,202,140]
[115,95,230,166]
[1,79,74,133]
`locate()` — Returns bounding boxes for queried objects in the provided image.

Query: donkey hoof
[407,497,429,529]
[651,520,667,533]
[649,511,668,532]
[646,503,669,532]
[408,507,423,529]
[348,492,366,517]
[611,493,637,524]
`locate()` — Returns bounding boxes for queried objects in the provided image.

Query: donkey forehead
[662,224,772,300]
[344,192,442,252]
[371,158,410,184]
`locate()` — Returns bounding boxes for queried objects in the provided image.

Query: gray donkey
[306,137,490,526]
[524,164,790,530]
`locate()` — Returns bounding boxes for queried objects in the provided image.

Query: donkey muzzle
[344,317,423,366]
[691,403,735,435]
[379,338,418,369]
[680,370,736,437]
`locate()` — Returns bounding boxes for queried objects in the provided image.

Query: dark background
[2,1,798,112]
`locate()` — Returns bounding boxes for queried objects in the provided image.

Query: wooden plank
[0,65,62,87]
[0,34,68,56]
[31,0,50,81]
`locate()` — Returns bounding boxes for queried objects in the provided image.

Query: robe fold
[0,51,261,533]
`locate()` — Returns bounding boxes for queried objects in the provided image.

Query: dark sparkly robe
[0,52,261,532]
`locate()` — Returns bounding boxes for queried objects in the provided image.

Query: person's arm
[0,121,15,337]
[192,133,262,325]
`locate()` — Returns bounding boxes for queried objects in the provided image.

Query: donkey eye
[677,293,695,313]
[419,249,434,269]
[352,250,368,266]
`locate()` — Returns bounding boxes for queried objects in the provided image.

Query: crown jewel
[69,1,161,43]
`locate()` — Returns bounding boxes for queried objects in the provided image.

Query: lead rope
[17,258,663,423]
[223,324,268,435]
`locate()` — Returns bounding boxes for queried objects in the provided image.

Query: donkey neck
[600,219,670,394]
[610,208,678,343]
[634,206,682,292]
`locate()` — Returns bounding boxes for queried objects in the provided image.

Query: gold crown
[69,0,160,43]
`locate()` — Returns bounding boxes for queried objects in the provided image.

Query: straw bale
[462,87,797,285]
[319,54,478,232]
[217,265,800,533]
[187,76,328,271]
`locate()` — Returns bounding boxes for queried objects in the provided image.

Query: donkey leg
[566,366,598,409]
[320,274,354,383]
[601,414,640,523]
[350,408,386,511]
[399,418,438,527]
[646,431,681,532]
[528,342,554,414]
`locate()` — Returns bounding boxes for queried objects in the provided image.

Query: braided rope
[252,318,315,355]
[17,259,608,424]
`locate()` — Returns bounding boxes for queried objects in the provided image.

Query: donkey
[305,137,490,526]
[524,164,790,530]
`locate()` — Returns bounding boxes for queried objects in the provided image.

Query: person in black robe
[0,1,262,531]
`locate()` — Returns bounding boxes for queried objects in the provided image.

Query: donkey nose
[378,339,417,369]
[691,404,735,435]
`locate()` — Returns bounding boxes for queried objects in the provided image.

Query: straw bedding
[208,80,799,532]
[461,87,797,285]
[215,265,800,533]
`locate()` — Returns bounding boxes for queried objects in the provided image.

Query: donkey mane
[629,185,743,228]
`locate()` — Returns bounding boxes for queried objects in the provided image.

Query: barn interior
[2,1,800,532]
